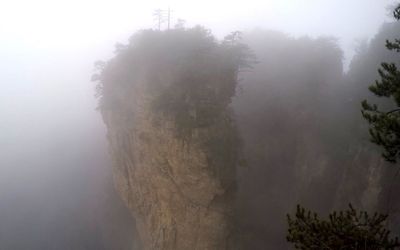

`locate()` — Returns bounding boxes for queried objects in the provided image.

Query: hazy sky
[0,0,394,54]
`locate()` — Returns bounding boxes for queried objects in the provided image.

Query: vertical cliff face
[95,28,247,250]
[231,31,392,249]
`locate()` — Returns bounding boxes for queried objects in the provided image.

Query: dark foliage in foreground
[287,205,400,249]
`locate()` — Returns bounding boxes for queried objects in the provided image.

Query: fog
[0,0,399,249]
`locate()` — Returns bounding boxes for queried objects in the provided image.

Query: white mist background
[0,0,395,247]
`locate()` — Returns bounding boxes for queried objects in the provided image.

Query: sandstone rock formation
[95,28,248,249]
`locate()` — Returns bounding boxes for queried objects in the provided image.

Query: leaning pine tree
[286,4,400,249]
[362,4,400,163]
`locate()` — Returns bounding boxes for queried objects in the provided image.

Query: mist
[1,0,400,249]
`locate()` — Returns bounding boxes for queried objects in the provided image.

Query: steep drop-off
[95,28,247,249]
[232,29,399,249]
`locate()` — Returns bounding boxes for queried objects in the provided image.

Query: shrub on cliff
[93,26,254,137]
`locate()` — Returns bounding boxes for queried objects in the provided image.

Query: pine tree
[286,5,400,250]
[362,4,400,163]
[287,205,400,249]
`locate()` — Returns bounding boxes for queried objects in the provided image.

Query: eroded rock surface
[96,28,245,250]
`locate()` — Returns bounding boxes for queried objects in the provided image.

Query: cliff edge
[94,27,248,249]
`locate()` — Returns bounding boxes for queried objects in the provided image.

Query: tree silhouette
[287,205,400,249]
[362,4,400,163]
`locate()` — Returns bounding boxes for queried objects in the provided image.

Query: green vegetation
[287,205,400,249]
[94,27,254,138]
[362,4,400,163]
[93,27,253,185]
[286,4,400,249]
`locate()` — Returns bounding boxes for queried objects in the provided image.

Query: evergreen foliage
[287,205,400,249]
[93,26,254,138]
[362,4,400,163]
[93,26,251,183]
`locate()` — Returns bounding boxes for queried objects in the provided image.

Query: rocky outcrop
[97,28,245,250]
[101,97,236,249]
